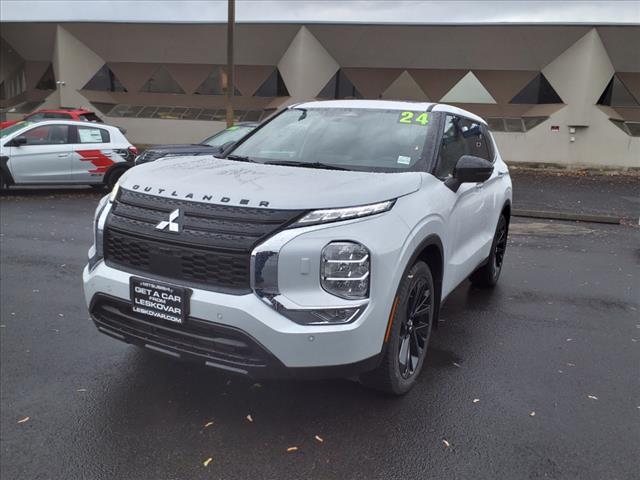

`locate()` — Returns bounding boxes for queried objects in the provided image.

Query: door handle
[103,153,113,157]
[474,183,483,190]
[58,153,70,158]
[498,171,508,177]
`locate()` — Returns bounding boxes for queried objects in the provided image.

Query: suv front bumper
[83,262,386,379]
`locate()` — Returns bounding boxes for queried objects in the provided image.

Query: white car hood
[119,156,422,210]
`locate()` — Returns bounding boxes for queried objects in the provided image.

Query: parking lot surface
[1,189,638,480]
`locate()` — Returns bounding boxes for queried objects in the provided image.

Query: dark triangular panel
[597,75,639,107]
[83,64,127,92]
[509,73,562,104]
[254,68,290,97]
[195,66,241,96]
[0,81,5,100]
[317,70,362,99]
[35,64,56,90]
[140,67,185,94]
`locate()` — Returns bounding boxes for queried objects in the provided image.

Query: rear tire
[359,261,435,395]
[470,214,508,288]
[105,167,126,191]
[0,172,7,192]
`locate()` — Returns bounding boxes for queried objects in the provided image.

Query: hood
[120,156,422,210]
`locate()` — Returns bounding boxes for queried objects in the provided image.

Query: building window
[486,116,549,133]
[609,119,640,137]
[509,73,563,104]
[103,103,265,122]
[195,67,241,96]
[35,64,56,90]
[140,67,185,94]
[317,70,362,99]
[597,75,639,107]
[254,68,290,97]
[83,65,127,92]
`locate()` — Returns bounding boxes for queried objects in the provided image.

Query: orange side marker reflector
[384,297,400,342]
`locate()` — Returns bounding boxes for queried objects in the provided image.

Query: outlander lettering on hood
[130,184,271,207]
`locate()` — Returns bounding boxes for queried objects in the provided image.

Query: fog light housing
[321,242,370,300]
[275,304,363,325]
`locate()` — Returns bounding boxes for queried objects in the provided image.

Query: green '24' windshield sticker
[398,111,429,126]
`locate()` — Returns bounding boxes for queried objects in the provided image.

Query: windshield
[202,125,254,147]
[229,108,433,172]
[0,121,32,138]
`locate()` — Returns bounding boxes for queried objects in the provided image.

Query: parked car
[0,120,137,190]
[83,100,512,395]
[0,108,102,130]
[134,122,257,165]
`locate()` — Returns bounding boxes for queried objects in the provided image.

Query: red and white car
[0,108,102,130]
[0,120,137,190]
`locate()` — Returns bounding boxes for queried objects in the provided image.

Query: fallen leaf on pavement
[203,457,213,467]
[286,446,298,452]
[251,383,262,389]
[587,395,598,400]
[529,411,536,417]
[315,435,324,443]
[246,414,253,423]
[442,439,450,448]
[473,398,480,403]
[76,388,87,392]
[17,416,30,424]
[452,362,461,368]
[204,421,214,428]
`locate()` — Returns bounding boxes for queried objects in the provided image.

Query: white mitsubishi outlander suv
[83,100,512,395]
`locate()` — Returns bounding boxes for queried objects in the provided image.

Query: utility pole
[225,0,235,128]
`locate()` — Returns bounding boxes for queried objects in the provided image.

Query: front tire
[470,214,508,288]
[360,261,435,395]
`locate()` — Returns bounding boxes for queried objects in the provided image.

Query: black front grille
[104,189,304,294]
[91,295,277,369]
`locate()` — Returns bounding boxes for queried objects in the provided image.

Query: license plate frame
[130,277,191,324]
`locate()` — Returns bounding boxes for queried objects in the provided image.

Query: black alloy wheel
[398,277,432,379]
[359,261,435,395]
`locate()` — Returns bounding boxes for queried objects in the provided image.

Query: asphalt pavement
[1,189,639,480]
[511,169,639,223]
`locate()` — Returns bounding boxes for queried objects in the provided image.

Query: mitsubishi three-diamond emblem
[155,208,181,233]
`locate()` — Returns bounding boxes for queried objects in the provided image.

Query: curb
[512,209,622,225]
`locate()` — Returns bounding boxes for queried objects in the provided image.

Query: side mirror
[445,155,494,192]
[8,136,27,147]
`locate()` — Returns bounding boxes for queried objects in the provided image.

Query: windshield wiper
[226,154,258,163]
[264,160,348,171]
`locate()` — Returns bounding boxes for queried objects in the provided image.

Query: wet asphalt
[0,189,638,480]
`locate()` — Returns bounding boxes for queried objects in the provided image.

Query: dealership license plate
[130,277,190,324]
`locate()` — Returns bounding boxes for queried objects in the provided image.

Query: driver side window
[435,115,465,179]
[21,125,70,145]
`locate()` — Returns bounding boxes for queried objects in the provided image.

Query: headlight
[295,200,394,226]
[321,242,370,300]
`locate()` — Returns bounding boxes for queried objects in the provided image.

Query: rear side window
[435,115,466,179]
[20,125,70,145]
[77,126,110,143]
[459,117,491,161]
[79,113,103,123]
